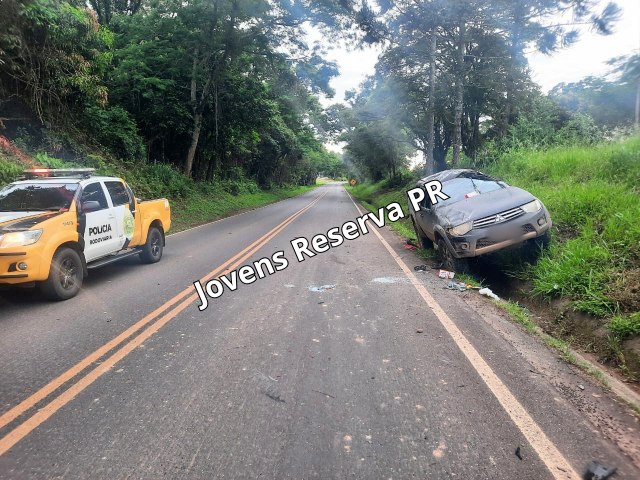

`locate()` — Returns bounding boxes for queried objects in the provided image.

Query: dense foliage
[0,0,347,186]
[334,0,633,180]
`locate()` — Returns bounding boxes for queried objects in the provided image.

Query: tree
[608,53,640,129]
[0,0,112,122]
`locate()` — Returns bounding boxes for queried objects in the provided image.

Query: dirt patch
[0,135,34,166]
[607,268,640,313]
[463,256,640,384]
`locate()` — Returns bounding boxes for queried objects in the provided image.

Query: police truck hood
[0,211,60,232]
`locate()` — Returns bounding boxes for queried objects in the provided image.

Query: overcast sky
[314,0,640,108]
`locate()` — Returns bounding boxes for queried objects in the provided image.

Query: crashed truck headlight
[448,221,473,237]
[521,199,542,213]
[0,229,43,248]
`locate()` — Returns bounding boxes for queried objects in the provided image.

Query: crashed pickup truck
[0,169,171,300]
[408,169,551,272]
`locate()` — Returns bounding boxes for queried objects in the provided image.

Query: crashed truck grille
[473,207,525,229]
[476,239,496,248]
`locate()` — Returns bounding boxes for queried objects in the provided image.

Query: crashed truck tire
[412,218,433,249]
[437,238,469,275]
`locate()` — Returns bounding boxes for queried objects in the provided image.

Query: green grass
[348,136,640,380]
[485,136,640,317]
[608,313,640,341]
[498,300,538,334]
[0,151,317,232]
[349,181,438,264]
[170,184,315,231]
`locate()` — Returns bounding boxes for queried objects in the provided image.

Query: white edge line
[344,187,580,480]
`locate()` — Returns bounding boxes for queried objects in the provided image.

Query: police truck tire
[40,247,84,301]
[140,226,163,264]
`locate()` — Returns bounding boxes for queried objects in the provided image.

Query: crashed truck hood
[435,186,535,227]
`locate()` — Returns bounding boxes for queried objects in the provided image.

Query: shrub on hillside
[83,106,145,161]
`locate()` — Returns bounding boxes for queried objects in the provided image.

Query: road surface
[0,184,638,479]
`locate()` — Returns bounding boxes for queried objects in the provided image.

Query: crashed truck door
[417,194,437,240]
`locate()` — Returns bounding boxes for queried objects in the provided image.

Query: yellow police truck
[0,169,171,300]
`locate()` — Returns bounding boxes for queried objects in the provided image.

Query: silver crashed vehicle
[408,169,551,272]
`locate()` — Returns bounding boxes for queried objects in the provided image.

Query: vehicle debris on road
[515,445,523,460]
[583,461,617,480]
[478,287,500,301]
[445,280,468,291]
[438,269,455,279]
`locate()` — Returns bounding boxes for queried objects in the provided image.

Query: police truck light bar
[23,168,95,179]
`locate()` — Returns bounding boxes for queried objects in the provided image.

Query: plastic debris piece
[478,287,500,300]
[431,262,444,269]
[439,270,455,279]
[414,265,428,271]
[445,280,468,292]
[404,244,417,250]
[515,446,523,460]
[583,461,617,480]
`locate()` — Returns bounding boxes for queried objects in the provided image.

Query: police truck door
[79,182,119,262]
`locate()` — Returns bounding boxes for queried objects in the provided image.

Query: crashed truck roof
[416,169,496,186]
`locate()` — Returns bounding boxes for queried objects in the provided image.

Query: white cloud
[527,0,640,91]
[312,0,639,152]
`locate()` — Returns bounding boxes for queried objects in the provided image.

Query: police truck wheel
[140,227,163,264]
[40,247,84,301]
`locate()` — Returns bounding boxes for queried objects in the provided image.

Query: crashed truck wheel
[437,238,469,274]
[411,218,433,249]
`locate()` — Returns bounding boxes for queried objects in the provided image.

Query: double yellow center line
[0,189,326,455]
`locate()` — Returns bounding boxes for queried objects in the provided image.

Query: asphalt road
[0,184,638,479]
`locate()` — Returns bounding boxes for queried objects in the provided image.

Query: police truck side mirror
[81,200,102,213]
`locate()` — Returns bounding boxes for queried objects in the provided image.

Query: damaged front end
[437,198,552,259]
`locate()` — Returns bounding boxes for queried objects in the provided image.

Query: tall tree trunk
[500,5,524,138]
[185,112,202,178]
[452,22,465,167]
[636,78,640,130]
[425,34,437,175]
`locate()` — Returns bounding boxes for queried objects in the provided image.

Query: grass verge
[0,150,318,232]
[348,136,640,381]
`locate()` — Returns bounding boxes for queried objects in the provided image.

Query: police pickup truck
[0,169,171,300]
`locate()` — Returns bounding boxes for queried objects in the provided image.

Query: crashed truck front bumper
[442,209,552,259]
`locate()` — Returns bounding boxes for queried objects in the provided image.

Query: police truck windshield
[0,183,79,211]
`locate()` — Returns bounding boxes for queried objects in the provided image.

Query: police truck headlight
[0,229,43,248]
[448,221,473,236]
[521,199,542,213]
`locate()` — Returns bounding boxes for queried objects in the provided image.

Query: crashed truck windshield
[0,183,79,212]
[437,177,505,206]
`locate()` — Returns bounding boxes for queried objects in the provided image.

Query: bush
[488,136,640,317]
[608,313,640,340]
[0,157,22,186]
[83,106,145,160]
